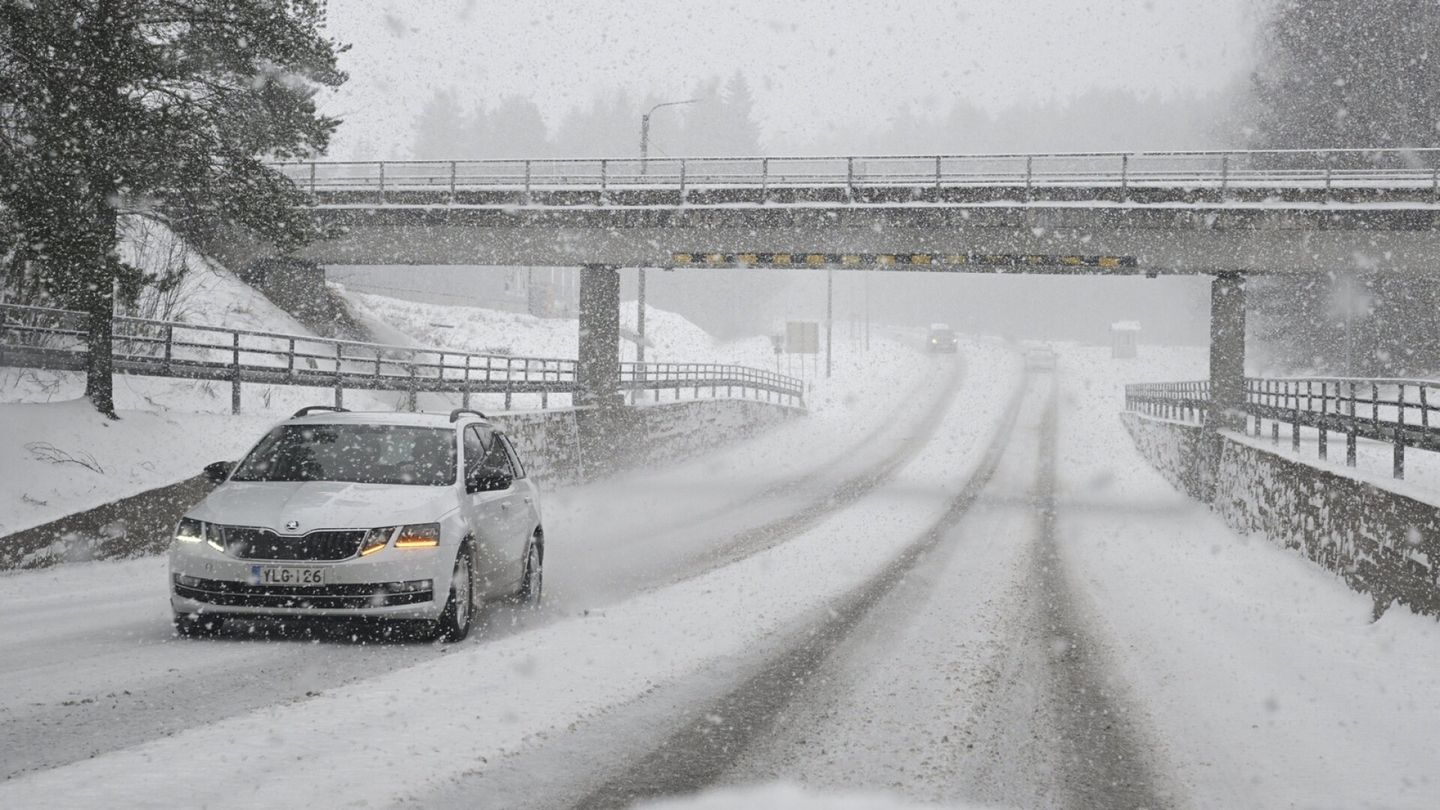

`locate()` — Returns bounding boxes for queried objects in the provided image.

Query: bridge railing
[273,148,1440,203]
[0,303,803,412]
[620,361,804,405]
[1125,376,1440,479]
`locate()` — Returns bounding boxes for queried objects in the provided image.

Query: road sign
[786,321,819,355]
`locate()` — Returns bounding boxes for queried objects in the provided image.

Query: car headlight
[394,523,441,549]
[175,517,223,552]
[359,526,397,557]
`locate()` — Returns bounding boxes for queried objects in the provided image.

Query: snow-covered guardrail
[0,303,804,411]
[270,147,1440,206]
[1126,376,1440,479]
[620,361,800,402]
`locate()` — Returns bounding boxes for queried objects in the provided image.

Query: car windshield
[230,424,456,486]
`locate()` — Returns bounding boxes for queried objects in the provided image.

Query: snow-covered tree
[1246,0,1440,375]
[413,88,465,160]
[722,72,762,156]
[487,96,549,159]
[0,0,346,416]
[1251,0,1440,154]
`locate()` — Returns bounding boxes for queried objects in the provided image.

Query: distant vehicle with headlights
[1025,347,1058,370]
[927,323,959,353]
[169,406,544,641]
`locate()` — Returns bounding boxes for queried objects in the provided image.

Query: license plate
[249,565,326,586]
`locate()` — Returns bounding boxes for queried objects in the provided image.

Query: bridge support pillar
[1208,271,1247,432]
[576,263,622,410]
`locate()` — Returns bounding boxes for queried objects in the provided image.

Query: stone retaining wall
[1121,413,1440,619]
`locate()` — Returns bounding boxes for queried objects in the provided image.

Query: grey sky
[321,0,1260,157]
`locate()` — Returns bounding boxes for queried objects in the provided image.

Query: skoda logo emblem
[284,520,300,532]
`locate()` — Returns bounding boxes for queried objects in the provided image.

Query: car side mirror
[203,461,234,484]
[467,469,513,493]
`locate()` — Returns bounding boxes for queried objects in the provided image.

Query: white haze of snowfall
[8,1,1440,808]
[5,331,1440,807]
[321,0,1257,158]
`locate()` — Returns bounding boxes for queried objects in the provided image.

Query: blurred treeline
[410,73,762,160]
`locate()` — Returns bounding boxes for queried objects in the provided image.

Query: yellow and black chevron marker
[668,252,1140,272]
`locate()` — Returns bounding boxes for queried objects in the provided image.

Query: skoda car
[169,406,543,641]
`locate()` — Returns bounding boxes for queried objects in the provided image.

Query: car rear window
[231,424,457,486]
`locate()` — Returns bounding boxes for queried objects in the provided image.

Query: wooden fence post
[231,332,241,414]
[334,343,344,409]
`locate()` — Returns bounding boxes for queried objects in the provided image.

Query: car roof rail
[292,405,350,418]
[449,408,488,423]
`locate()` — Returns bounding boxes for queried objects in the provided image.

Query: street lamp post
[637,98,699,375]
[639,98,698,175]
[826,269,833,378]
[865,272,871,352]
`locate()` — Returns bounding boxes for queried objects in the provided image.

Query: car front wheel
[517,537,543,607]
[432,546,475,642]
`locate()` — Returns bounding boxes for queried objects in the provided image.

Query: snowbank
[341,288,775,368]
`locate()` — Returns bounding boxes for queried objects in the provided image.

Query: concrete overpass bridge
[216,147,1440,423]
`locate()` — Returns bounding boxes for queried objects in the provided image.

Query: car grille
[173,575,434,609]
[221,527,366,561]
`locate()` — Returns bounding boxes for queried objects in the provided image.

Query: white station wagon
[169,407,544,641]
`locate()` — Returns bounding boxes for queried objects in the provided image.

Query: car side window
[482,436,515,479]
[464,425,492,477]
[499,434,526,480]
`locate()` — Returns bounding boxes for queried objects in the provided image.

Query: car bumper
[169,543,449,621]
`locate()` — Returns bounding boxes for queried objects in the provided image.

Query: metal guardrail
[0,303,804,411]
[271,148,1440,206]
[1126,377,1440,479]
[621,361,802,402]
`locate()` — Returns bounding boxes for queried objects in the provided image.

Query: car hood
[190,481,458,532]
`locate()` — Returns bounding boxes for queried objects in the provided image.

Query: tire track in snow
[1033,380,1169,810]
[568,369,1028,809]
[625,368,942,544]
[655,354,967,589]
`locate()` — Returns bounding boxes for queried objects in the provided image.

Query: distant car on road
[1024,347,1058,370]
[927,323,959,353]
[169,406,544,641]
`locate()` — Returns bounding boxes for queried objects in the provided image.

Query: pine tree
[678,77,725,156]
[0,0,346,416]
[488,96,549,159]
[1246,0,1440,375]
[722,72,761,155]
[413,88,465,160]
[1252,0,1440,154]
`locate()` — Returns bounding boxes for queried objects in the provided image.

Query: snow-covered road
[0,342,1006,791]
[4,341,1440,809]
